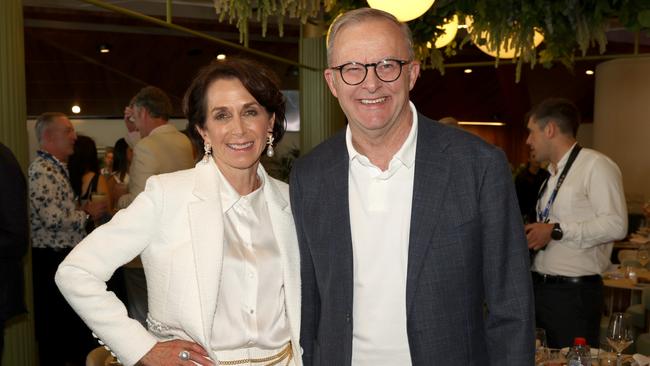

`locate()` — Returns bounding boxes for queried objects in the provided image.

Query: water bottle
[566,337,591,366]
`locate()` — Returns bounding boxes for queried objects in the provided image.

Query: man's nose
[361,67,382,92]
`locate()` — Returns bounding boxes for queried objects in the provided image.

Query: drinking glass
[606,312,634,366]
[542,348,565,366]
[535,328,548,364]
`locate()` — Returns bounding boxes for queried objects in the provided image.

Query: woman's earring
[266,134,275,158]
[203,142,212,163]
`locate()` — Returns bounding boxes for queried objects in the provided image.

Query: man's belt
[532,272,602,284]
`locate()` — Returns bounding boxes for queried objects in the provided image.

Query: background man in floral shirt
[29,112,106,366]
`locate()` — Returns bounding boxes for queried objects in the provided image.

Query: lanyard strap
[36,150,75,194]
[536,144,582,223]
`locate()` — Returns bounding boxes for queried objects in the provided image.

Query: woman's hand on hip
[138,339,213,366]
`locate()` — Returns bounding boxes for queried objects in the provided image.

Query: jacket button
[345,313,351,323]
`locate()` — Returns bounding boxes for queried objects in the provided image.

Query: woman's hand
[138,340,213,366]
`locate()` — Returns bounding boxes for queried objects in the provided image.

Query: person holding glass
[55,58,301,366]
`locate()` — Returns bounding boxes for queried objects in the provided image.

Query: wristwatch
[551,223,563,240]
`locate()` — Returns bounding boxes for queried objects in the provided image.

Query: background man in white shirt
[290,8,535,365]
[525,97,627,348]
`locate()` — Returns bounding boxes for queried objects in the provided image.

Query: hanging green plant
[213,0,650,80]
[213,0,337,41]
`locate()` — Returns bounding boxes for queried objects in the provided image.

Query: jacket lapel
[406,117,451,314]
[324,137,355,310]
[188,161,224,346]
[262,169,302,343]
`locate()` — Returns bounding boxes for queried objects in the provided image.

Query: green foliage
[214,0,650,79]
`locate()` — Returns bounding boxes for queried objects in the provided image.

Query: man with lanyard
[525,98,627,348]
[29,112,107,365]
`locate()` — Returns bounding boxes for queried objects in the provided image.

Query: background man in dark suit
[0,142,28,358]
[289,8,535,365]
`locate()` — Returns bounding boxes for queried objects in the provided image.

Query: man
[0,142,28,359]
[290,8,535,365]
[115,86,194,325]
[525,98,627,348]
[29,112,107,365]
[515,150,549,223]
[116,86,194,209]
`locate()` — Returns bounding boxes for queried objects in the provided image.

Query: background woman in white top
[56,58,301,366]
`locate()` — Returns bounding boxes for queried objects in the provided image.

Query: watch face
[551,225,563,240]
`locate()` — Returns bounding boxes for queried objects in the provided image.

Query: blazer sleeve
[480,149,536,365]
[289,162,320,366]
[0,147,28,259]
[55,176,165,366]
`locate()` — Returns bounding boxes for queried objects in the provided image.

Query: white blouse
[210,168,291,351]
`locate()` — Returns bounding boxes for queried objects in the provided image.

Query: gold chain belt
[218,343,292,366]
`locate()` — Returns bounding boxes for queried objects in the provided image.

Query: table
[603,269,650,333]
[616,241,644,250]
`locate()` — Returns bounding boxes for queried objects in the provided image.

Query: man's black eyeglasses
[330,59,410,86]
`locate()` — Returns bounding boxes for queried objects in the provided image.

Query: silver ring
[178,350,190,361]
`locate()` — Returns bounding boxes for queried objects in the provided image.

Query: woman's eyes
[212,108,260,121]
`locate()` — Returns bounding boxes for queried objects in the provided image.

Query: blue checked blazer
[290,114,535,365]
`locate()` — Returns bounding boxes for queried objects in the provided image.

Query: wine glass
[535,328,548,364]
[606,312,634,366]
[638,244,650,268]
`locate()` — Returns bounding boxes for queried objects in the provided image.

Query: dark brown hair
[183,57,286,158]
[528,98,581,137]
[68,135,99,198]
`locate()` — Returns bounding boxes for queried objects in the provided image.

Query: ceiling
[21,0,650,164]
[23,0,219,19]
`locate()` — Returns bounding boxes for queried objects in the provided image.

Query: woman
[101,147,114,176]
[68,135,112,228]
[56,58,301,366]
[106,137,132,213]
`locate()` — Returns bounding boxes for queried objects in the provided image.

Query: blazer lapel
[323,140,355,309]
[406,117,452,314]
[188,161,224,346]
[262,171,302,342]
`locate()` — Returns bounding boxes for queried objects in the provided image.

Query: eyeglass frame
[329,58,411,86]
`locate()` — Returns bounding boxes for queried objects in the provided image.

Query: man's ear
[324,69,339,98]
[544,121,557,138]
[407,61,421,91]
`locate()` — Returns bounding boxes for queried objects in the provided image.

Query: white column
[594,57,650,212]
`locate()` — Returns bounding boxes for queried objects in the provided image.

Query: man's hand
[124,106,137,132]
[525,222,554,251]
[138,340,213,366]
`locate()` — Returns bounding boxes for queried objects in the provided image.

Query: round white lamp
[367,0,436,22]
[466,16,544,58]
[426,14,458,49]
